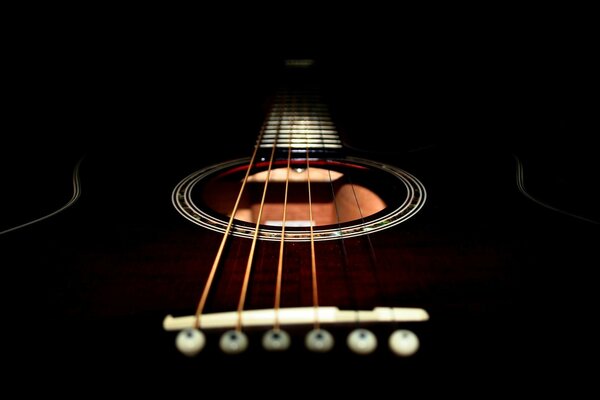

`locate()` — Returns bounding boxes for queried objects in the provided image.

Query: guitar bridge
[163,306,429,331]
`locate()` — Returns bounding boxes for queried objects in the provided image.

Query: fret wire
[260,143,342,149]
[264,127,336,132]
[262,136,340,140]
[261,140,341,145]
[261,140,341,146]
[261,131,338,136]
[266,114,331,120]
[262,133,339,139]
[265,122,335,127]
[264,126,335,131]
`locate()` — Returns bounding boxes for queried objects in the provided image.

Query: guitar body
[3,55,598,392]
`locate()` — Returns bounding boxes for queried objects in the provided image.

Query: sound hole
[203,166,386,227]
[172,157,426,242]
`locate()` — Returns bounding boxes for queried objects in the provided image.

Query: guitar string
[319,82,405,331]
[337,143,412,333]
[0,155,84,236]
[303,85,384,331]
[324,162,361,325]
[266,87,323,331]
[315,85,399,334]
[321,87,392,329]
[193,120,268,328]
[234,116,279,331]
[234,90,288,331]
[305,118,320,330]
[344,171,398,328]
[273,143,292,331]
[273,92,293,331]
[318,89,361,321]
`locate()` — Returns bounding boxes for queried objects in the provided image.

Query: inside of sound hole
[200,164,388,227]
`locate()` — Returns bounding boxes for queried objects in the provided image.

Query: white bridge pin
[347,328,378,355]
[262,329,291,351]
[219,330,249,354]
[175,328,205,357]
[305,328,334,352]
[389,329,420,357]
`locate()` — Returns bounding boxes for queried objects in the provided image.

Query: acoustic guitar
[3,56,597,391]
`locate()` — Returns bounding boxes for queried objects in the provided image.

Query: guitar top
[3,51,598,393]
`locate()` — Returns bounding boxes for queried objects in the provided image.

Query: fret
[260,138,341,145]
[262,133,340,139]
[263,129,338,135]
[265,121,335,127]
[264,126,337,132]
[260,142,341,150]
[265,116,333,123]
[270,105,329,111]
[266,113,332,119]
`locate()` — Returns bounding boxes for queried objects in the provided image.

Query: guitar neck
[258,63,343,157]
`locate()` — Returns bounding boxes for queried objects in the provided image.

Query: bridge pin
[175,328,205,357]
[219,330,249,354]
[305,328,334,352]
[347,328,378,355]
[389,329,420,357]
[262,329,291,351]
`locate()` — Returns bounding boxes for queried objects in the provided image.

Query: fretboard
[258,89,343,155]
